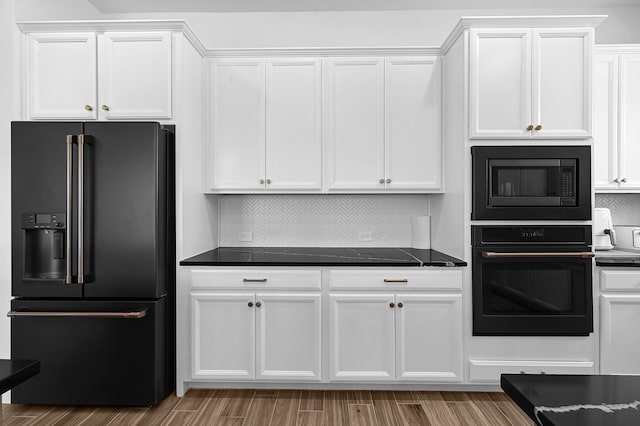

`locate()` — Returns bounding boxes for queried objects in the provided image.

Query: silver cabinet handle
[8,309,147,319]
[65,135,74,284]
[386,178,391,184]
[266,179,271,184]
[101,105,110,111]
[379,179,384,184]
[384,279,408,283]
[482,251,595,259]
[78,134,85,284]
[243,278,267,283]
[259,179,265,184]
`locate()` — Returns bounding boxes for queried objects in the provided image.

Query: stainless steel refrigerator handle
[7,309,148,319]
[77,134,85,284]
[482,251,595,259]
[65,135,74,284]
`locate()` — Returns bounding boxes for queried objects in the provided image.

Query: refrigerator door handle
[77,134,85,284]
[7,309,148,319]
[65,135,74,284]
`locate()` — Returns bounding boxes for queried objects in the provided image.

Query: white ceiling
[88,0,639,13]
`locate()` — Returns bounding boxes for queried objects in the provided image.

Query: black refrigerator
[9,121,175,406]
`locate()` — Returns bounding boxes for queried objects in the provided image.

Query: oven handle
[482,251,595,259]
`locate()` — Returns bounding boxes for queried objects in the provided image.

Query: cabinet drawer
[600,270,640,291]
[191,269,321,290]
[468,360,595,383]
[328,269,462,290]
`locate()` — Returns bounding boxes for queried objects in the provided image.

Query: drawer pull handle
[384,279,408,283]
[7,310,147,319]
[243,278,267,283]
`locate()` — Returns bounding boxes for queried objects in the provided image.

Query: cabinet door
[27,33,97,119]
[600,295,640,375]
[593,54,619,190]
[207,59,266,191]
[618,54,640,189]
[395,294,462,382]
[325,58,385,190]
[385,57,442,190]
[265,58,322,191]
[98,32,172,119]
[532,29,592,139]
[191,293,255,379]
[255,293,321,381]
[469,29,531,139]
[329,294,394,381]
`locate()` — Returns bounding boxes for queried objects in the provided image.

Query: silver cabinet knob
[101,105,110,111]
[386,178,391,184]
[84,105,93,111]
[266,179,271,185]
[259,179,265,184]
[379,179,384,184]
[621,177,628,183]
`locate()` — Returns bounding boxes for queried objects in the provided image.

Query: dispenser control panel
[21,212,66,229]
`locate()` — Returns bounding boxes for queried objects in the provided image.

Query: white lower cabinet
[329,293,462,382]
[192,292,321,381]
[599,268,640,374]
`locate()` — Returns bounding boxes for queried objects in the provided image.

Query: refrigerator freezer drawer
[10,298,172,406]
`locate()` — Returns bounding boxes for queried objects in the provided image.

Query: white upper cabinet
[206,58,322,192]
[27,33,97,120]
[594,48,640,191]
[98,32,172,119]
[27,31,172,120]
[325,58,386,191]
[325,56,442,192]
[469,28,592,139]
[265,58,322,191]
[385,57,442,190]
[207,58,266,191]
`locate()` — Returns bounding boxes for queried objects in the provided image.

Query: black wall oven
[472,146,591,220]
[472,225,594,336]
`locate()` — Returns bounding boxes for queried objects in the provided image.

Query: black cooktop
[180,247,466,267]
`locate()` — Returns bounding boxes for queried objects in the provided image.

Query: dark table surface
[180,247,467,267]
[0,359,40,394]
[501,374,640,426]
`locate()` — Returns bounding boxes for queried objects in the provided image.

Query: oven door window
[482,261,586,316]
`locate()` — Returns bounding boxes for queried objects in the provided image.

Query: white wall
[0,0,18,404]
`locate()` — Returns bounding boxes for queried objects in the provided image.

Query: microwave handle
[482,251,595,259]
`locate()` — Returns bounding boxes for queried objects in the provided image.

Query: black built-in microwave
[471,146,591,220]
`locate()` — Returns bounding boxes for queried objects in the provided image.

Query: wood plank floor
[1,389,536,425]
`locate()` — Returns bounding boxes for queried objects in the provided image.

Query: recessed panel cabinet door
[329,294,395,381]
[27,33,97,119]
[385,57,442,190]
[469,29,531,139]
[395,294,462,382]
[191,293,255,379]
[207,58,266,191]
[600,295,640,375]
[98,32,172,119]
[618,54,640,189]
[593,54,619,190]
[325,58,385,190]
[266,59,322,191]
[532,29,592,139]
[255,293,321,381]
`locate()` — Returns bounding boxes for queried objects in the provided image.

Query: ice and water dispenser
[22,212,66,280]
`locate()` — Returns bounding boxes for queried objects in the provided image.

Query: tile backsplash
[219,194,429,247]
[595,194,640,225]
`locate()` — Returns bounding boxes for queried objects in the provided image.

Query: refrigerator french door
[9,121,175,405]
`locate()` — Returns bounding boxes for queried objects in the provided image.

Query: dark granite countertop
[595,248,640,267]
[180,247,467,267]
[501,374,640,426]
[0,359,40,395]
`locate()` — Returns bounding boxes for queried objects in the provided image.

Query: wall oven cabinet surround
[469,28,593,139]
[206,58,322,192]
[593,46,640,191]
[325,57,442,192]
[472,225,594,336]
[471,145,591,220]
[26,31,172,120]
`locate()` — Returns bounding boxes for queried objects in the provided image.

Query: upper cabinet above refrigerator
[468,28,593,140]
[26,31,172,120]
